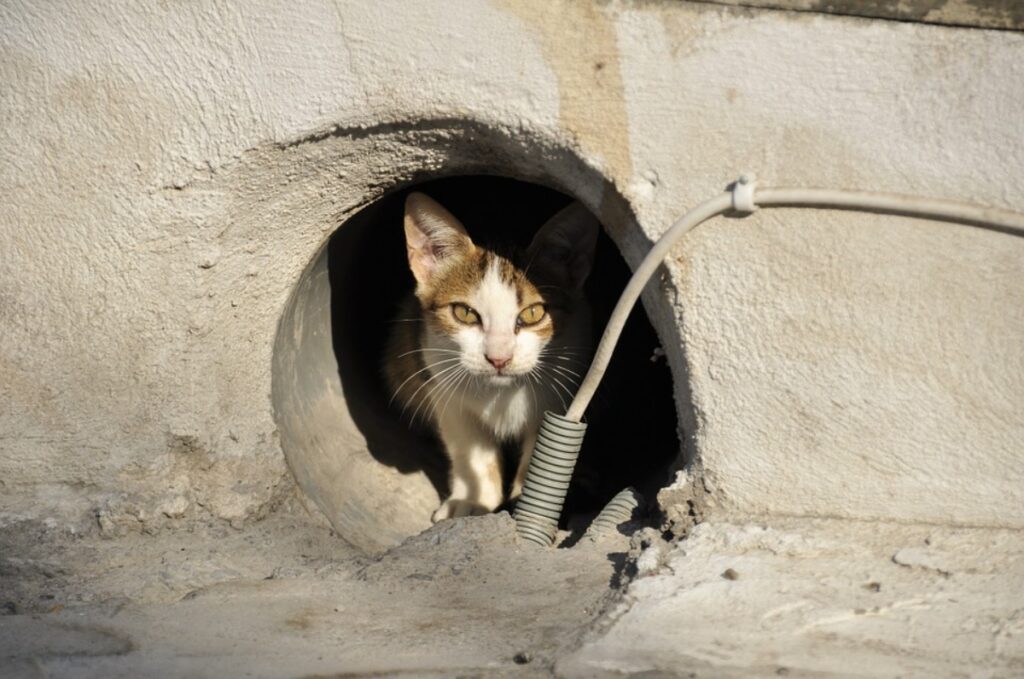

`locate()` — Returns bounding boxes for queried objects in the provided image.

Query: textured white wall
[1,0,1021,535]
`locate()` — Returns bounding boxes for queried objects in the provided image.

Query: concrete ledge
[561,518,1024,677]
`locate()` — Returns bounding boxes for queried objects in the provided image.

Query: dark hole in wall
[328,175,678,521]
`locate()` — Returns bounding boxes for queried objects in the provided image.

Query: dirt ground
[0,497,644,678]
[2,497,1022,678]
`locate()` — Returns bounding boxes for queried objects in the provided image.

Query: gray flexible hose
[513,412,588,546]
[584,487,643,541]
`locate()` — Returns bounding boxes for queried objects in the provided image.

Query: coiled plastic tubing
[513,175,1024,548]
[512,412,587,546]
[585,487,643,541]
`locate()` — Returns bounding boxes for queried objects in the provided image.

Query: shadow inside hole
[328,175,678,519]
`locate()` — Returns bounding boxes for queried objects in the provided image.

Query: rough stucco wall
[611,6,1024,527]
[1,0,1021,534]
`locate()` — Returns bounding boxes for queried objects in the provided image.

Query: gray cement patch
[561,518,1024,678]
[0,506,635,677]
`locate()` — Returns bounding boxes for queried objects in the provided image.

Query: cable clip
[731,174,758,213]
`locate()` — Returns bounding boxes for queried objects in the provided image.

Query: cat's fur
[385,192,598,521]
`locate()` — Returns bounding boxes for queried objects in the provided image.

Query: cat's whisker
[402,362,463,422]
[535,365,578,406]
[411,367,462,427]
[526,370,540,419]
[437,368,469,423]
[547,380,568,412]
[388,357,462,406]
[538,347,590,361]
[544,367,577,395]
[392,347,462,359]
[425,369,457,423]
[543,349,589,357]
[422,362,467,414]
[532,364,569,412]
[548,375,581,395]
[545,358,588,373]
[446,369,472,420]
[544,352,590,363]
[459,369,471,416]
[435,364,465,404]
[532,368,548,417]
[456,370,472,415]
[545,366,582,386]
[544,362,582,379]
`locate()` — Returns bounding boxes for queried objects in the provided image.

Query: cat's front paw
[432,499,490,523]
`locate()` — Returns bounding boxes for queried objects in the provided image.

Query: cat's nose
[486,355,511,371]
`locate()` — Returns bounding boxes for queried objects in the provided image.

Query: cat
[384,192,598,521]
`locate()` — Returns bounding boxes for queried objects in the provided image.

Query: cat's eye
[451,303,480,325]
[517,303,546,327]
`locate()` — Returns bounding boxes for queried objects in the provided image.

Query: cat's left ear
[403,192,474,288]
[526,202,599,290]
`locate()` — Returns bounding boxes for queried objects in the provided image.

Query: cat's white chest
[467,383,537,441]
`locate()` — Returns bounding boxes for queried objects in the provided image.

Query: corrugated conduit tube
[514,175,1024,547]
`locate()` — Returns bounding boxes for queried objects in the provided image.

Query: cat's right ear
[403,192,473,287]
[526,202,599,291]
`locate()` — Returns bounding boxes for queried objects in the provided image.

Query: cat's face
[403,192,598,387]
[419,247,552,385]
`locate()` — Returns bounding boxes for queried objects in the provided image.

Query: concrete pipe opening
[272,175,679,553]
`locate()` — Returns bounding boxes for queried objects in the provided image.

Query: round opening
[273,175,678,552]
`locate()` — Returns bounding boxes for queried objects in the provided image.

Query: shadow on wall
[328,175,678,518]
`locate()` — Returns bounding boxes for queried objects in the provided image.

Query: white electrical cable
[564,177,1024,422]
[757,187,1024,237]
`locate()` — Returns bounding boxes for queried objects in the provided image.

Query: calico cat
[385,192,598,521]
